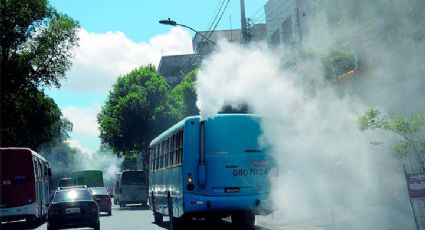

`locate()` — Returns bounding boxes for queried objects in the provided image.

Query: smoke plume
[195,0,424,228]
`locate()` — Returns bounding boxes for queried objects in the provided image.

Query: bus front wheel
[231,210,255,229]
[154,211,163,224]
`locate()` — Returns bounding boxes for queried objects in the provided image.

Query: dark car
[47,188,100,230]
[89,187,112,215]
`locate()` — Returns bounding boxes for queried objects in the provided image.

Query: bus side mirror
[48,168,52,176]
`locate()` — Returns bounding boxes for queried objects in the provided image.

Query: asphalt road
[1,203,272,230]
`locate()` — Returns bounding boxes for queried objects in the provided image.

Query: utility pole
[240,0,248,43]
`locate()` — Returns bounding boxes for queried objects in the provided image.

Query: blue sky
[47,0,267,153]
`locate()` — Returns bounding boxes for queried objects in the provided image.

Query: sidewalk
[256,206,416,230]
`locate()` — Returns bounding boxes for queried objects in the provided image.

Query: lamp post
[159,18,216,45]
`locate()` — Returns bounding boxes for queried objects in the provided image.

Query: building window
[271,29,280,46]
[281,17,293,45]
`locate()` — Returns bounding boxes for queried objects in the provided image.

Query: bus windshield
[122,171,146,185]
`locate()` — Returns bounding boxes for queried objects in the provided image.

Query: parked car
[47,187,100,230]
[89,187,112,215]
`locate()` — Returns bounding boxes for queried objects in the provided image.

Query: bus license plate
[225,187,240,193]
[232,168,268,176]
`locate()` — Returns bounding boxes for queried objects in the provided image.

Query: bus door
[33,157,43,217]
[202,116,271,196]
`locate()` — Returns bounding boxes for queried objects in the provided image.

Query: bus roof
[149,115,199,146]
[149,114,259,147]
[0,147,47,162]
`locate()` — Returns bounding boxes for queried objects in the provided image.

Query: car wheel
[108,209,112,215]
[154,211,163,224]
[93,221,100,230]
[47,224,57,230]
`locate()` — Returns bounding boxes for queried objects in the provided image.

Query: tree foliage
[171,69,199,118]
[1,89,72,150]
[323,50,355,82]
[358,108,425,168]
[98,65,178,155]
[40,139,79,180]
[1,0,79,90]
[0,0,79,149]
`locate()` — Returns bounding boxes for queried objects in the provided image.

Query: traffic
[1,114,274,229]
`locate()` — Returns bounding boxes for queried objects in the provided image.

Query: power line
[249,5,264,19]
[179,0,231,75]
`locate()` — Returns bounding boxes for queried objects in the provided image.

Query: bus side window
[176,132,181,165]
[160,142,164,169]
[155,144,159,170]
[149,145,155,172]
[39,162,43,178]
[170,135,175,166]
[44,165,48,179]
[177,131,183,165]
[165,138,169,168]
[34,158,39,179]
[168,136,172,166]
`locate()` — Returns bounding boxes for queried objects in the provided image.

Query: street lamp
[159,18,216,45]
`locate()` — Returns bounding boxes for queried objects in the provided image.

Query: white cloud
[62,27,193,92]
[62,105,101,137]
[66,139,93,155]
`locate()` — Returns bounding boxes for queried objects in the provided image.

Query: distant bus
[57,177,73,188]
[116,170,148,207]
[0,147,52,223]
[149,114,274,228]
[72,170,104,188]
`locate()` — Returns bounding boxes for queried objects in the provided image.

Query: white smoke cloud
[66,139,93,155]
[196,39,415,229]
[195,0,424,227]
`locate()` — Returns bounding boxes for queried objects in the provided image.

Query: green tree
[171,69,199,117]
[40,139,79,180]
[98,65,177,156]
[1,89,72,150]
[358,108,425,169]
[0,0,79,149]
[323,50,355,82]
[1,0,79,90]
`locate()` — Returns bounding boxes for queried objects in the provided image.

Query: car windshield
[53,189,93,202]
[90,187,108,195]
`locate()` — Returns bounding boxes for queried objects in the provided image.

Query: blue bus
[148,114,274,228]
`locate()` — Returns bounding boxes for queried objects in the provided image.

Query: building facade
[158,24,267,85]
